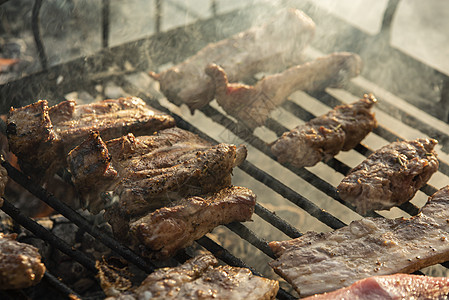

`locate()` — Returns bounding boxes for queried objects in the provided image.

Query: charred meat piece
[302,274,449,300]
[0,232,46,289]
[105,254,279,300]
[205,52,362,129]
[149,8,315,111]
[338,138,439,214]
[130,186,256,259]
[7,97,175,181]
[0,164,7,197]
[269,185,449,297]
[271,94,377,169]
[68,127,247,216]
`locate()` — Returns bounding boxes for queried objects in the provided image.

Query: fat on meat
[103,254,279,300]
[149,8,315,111]
[302,274,449,299]
[205,52,362,129]
[338,138,439,214]
[269,185,449,297]
[271,94,377,169]
[6,97,175,181]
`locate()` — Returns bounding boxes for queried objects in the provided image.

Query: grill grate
[2,1,449,299]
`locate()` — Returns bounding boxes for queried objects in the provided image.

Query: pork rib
[104,254,279,300]
[269,185,449,297]
[302,274,449,300]
[0,232,46,289]
[129,186,256,259]
[338,138,439,214]
[271,94,377,169]
[7,97,175,181]
[205,52,362,129]
[149,8,315,111]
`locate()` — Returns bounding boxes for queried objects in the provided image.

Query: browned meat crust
[0,233,46,289]
[302,274,449,299]
[269,185,449,297]
[105,254,279,300]
[130,186,256,259]
[67,127,246,216]
[7,97,175,181]
[338,138,439,214]
[0,165,7,197]
[149,9,315,111]
[205,52,362,129]
[271,94,377,168]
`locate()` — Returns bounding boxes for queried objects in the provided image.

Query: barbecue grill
[1,0,449,299]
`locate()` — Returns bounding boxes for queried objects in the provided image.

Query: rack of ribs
[271,94,377,169]
[102,254,279,300]
[302,274,449,299]
[338,138,439,214]
[0,232,46,289]
[268,185,449,297]
[149,8,315,111]
[205,52,362,130]
[6,97,175,182]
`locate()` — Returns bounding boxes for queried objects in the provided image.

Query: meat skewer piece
[103,254,279,300]
[302,274,449,300]
[0,232,46,289]
[67,127,247,216]
[271,94,377,169]
[149,8,315,111]
[269,185,449,297]
[129,186,256,259]
[205,52,362,129]
[338,138,439,214]
[6,97,175,182]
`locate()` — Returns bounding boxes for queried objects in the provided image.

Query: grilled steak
[0,232,46,289]
[338,138,439,214]
[302,274,449,299]
[149,8,315,111]
[105,254,279,300]
[129,186,256,259]
[269,185,449,297]
[7,97,175,181]
[271,94,377,169]
[68,127,247,216]
[205,52,362,129]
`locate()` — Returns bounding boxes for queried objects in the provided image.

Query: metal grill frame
[1,1,449,299]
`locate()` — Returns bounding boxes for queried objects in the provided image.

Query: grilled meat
[269,185,449,297]
[302,274,449,300]
[130,186,256,259]
[205,52,362,129]
[105,254,279,300]
[149,8,315,111]
[0,165,6,197]
[7,97,175,181]
[0,232,46,289]
[271,94,377,169]
[338,138,438,214]
[68,127,247,216]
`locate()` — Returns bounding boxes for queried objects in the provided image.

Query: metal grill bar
[43,272,83,300]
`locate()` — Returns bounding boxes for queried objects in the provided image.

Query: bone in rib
[205,52,362,129]
[6,97,175,182]
[149,8,315,111]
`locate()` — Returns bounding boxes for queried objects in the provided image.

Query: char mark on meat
[7,97,175,182]
[104,254,279,300]
[302,274,449,299]
[205,52,362,130]
[0,233,46,289]
[129,186,256,259]
[269,185,449,297]
[271,93,377,169]
[338,138,439,214]
[149,8,315,111]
